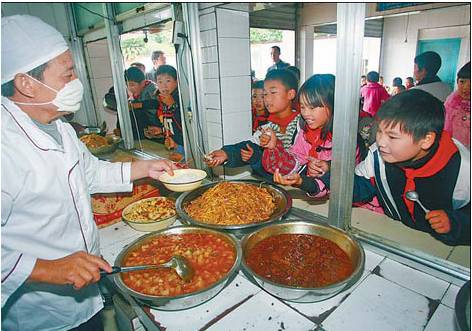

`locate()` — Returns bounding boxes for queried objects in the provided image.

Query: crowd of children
[204,55,469,246]
[112,49,469,246]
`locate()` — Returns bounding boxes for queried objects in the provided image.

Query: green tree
[121,38,146,60]
[250,28,283,43]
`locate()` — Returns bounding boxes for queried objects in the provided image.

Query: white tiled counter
[99,214,468,331]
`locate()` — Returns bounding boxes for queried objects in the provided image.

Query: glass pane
[250,28,295,80]
[73,3,105,32]
[114,3,146,15]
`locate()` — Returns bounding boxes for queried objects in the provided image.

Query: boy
[328,89,469,245]
[123,66,159,140]
[152,65,184,159]
[251,80,268,132]
[412,51,451,102]
[206,69,300,181]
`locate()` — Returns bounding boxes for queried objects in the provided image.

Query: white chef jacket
[1,97,133,331]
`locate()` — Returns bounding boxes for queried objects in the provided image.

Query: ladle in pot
[100,255,194,282]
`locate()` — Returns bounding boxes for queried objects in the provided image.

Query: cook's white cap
[1,15,69,84]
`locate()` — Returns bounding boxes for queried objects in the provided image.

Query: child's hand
[205,150,228,167]
[273,168,302,186]
[259,128,276,149]
[240,144,254,162]
[145,126,163,138]
[164,136,177,150]
[159,94,175,106]
[307,159,329,177]
[425,210,451,234]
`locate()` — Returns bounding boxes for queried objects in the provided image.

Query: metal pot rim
[113,225,242,301]
[175,180,292,230]
[240,220,365,291]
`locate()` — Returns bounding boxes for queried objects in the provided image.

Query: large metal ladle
[405,191,430,213]
[100,255,194,282]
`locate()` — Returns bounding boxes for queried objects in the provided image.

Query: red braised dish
[122,233,235,296]
[246,234,353,287]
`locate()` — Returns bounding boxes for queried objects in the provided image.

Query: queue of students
[206,58,470,247]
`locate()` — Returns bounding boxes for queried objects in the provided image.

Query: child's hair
[156,65,177,80]
[286,66,300,84]
[414,51,442,77]
[264,69,298,92]
[252,80,264,89]
[298,74,335,139]
[376,89,444,142]
[124,66,145,83]
[392,77,402,87]
[457,62,470,80]
[367,71,380,83]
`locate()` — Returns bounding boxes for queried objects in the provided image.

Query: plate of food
[159,169,207,192]
[122,197,177,232]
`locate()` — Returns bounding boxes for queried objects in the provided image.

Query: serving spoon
[405,191,430,213]
[100,255,194,282]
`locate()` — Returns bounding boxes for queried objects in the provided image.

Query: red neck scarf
[402,131,458,218]
[304,127,332,158]
[267,111,299,133]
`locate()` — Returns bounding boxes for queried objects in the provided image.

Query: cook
[1,15,176,331]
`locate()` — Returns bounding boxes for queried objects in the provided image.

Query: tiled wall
[199,5,252,151]
[84,39,117,130]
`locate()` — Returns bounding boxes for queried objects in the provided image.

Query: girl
[261,74,373,205]
[261,74,335,198]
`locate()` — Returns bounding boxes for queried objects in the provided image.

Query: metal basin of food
[240,220,365,302]
[113,226,242,310]
[175,180,292,237]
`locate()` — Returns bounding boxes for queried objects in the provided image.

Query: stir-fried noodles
[184,182,276,225]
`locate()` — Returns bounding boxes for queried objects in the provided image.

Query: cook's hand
[29,251,112,290]
[259,129,276,149]
[307,159,329,177]
[205,150,228,167]
[273,168,302,186]
[131,159,176,181]
[240,144,254,162]
[426,210,451,234]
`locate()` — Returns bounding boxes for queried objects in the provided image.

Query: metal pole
[182,3,207,169]
[65,4,98,126]
[328,3,365,229]
[103,3,134,149]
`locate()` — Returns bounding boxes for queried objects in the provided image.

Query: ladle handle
[100,264,164,276]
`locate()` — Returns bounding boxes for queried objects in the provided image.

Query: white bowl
[122,197,177,232]
[159,169,207,192]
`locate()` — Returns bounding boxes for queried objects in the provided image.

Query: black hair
[414,51,442,77]
[264,69,298,92]
[361,75,366,79]
[252,80,264,89]
[457,62,470,80]
[298,74,335,139]
[366,71,379,83]
[406,76,414,83]
[376,89,444,142]
[130,62,145,69]
[155,65,177,80]
[392,77,402,87]
[1,62,49,97]
[286,66,300,84]
[125,66,145,83]
[151,50,164,61]
[271,46,281,54]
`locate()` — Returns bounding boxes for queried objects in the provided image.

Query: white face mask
[15,76,84,113]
